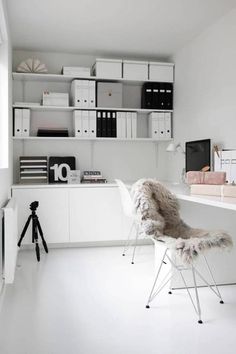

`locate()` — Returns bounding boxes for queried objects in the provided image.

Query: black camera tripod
[18,201,48,261]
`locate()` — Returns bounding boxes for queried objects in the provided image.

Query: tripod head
[30,201,39,212]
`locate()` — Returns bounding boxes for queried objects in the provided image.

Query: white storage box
[149,62,174,82]
[62,66,90,77]
[97,82,123,108]
[42,92,69,106]
[92,58,122,79]
[123,60,148,80]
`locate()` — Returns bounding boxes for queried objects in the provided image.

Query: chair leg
[146,248,168,308]
[131,225,139,264]
[192,265,203,324]
[122,222,135,256]
[203,255,224,304]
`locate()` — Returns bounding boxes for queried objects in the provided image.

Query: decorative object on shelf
[166,142,185,154]
[42,92,69,107]
[19,156,48,184]
[49,156,76,184]
[68,170,81,184]
[81,170,107,184]
[17,58,48,73]
[37,128,69,137]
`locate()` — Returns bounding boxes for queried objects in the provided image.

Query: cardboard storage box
[149,62,174,82]
[92,58,122,79]
[42,92,69,106]
[123,60,148,80]
[97,82,123,108]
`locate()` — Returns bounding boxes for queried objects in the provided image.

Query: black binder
[141,83,153,109]
[111,111,117,137]
[152,83,161,109]
[159,83,166,109]
[101,111,107,137]
[96,111,102,137]
[164,83,173,110]
[106,111,112,137]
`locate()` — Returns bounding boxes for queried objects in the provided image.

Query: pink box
[186,171,226,185]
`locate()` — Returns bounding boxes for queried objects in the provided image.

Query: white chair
[115,179,140,264]
[131,178,232,323]
[146,237,225,324]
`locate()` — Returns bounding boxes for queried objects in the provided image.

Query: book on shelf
[37,128,69,137]
[190,184,236,198]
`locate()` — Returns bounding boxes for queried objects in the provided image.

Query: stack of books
[81,171,107,184]
[20,156,48,184]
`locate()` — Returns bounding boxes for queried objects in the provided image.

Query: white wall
[166,7,236,182]
[12,49,169,183]
[0,0,12,207]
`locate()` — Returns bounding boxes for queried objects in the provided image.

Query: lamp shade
[166,143,176,152]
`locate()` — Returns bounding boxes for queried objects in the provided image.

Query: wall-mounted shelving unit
[12,68,174,184]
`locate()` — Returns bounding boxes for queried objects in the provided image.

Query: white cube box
[149,62,174,82]
[123,60,148,80]
[97,82,123,108]
[42,92,69,106]
[92,58,122,79]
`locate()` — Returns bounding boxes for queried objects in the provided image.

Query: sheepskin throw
[131,179,233,263]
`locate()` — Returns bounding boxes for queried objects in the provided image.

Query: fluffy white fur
[131,179,233,263]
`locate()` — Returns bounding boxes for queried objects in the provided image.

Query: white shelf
[12,104,173,113]
[12,72,172,84]
[13,136,171,142]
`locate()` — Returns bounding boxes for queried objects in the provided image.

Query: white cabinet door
[12,188,69,244]
[69,187,124,242]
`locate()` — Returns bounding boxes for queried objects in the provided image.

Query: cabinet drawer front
[69,187,123,242]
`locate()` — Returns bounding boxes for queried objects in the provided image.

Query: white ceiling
[7,0,236,59]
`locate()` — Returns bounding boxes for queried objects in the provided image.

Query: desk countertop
[12,180,236,211]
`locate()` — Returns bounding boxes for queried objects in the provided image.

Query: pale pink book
[186,171,226,185]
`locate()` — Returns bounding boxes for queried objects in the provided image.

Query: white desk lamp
[166,142,185,154]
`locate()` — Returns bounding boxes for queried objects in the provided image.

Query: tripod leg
[36,219,48,253]
[18,215,32,247]
[33,219,40,262]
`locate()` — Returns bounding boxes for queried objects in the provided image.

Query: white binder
[14,109,22,137]
[89,81,96,107]
[148,112,159,139]
[126,112,132,139]
[158,113,165,140]
[117,112,126,138]
[73,110,83,137]
[89,111,96,137]
[165,112,171,139]
[22,109,30,137]
[82,110,89,137]
[82,80,89,108]
[131,112,137,139]
[71,80,83,107]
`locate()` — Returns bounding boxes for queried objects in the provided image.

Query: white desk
[148,181,236,287]
[162,181,236,211]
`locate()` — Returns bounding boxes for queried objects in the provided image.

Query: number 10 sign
[49,156,76,183]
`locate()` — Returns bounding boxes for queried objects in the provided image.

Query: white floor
[0,245,236,354]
